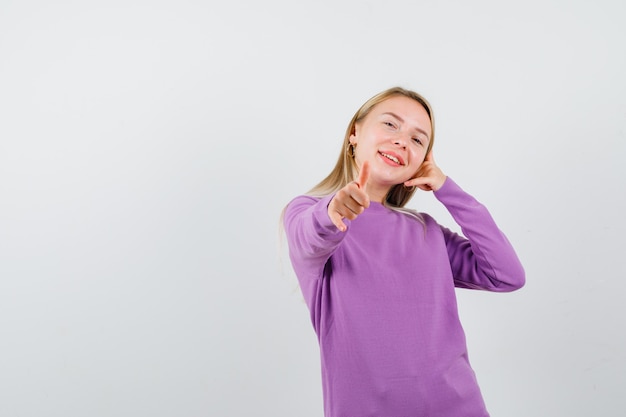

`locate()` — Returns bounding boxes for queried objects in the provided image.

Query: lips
[379,151,405,166]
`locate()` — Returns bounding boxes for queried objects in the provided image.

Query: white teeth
[381,152,401,164]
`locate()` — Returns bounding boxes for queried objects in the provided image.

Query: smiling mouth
[379,152,404,165]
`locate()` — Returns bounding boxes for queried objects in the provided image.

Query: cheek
[409,149,427,168]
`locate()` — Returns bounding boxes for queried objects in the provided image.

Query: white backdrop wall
[1,0,624,416]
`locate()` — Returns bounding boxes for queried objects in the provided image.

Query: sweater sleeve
[283,194,348,302]
[433,177,525,292]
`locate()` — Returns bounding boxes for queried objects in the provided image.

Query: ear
[349,124,359,144]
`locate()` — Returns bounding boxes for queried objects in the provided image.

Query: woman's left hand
[404,151,447,192]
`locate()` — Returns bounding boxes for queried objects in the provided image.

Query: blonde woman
[283,87,525,417]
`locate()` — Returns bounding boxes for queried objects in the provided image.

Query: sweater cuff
[433,176,459,199]
[312,193,350,234]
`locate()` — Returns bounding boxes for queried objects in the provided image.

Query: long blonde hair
[307,86,435,208]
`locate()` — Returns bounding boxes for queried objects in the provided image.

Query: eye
[383,121,396,129]
[412,137,423,145]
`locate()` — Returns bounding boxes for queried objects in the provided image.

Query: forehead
[372,95,430,121]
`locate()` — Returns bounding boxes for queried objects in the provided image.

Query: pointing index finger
[357,161,370,191]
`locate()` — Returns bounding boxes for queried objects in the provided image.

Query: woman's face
[350,95,432,202]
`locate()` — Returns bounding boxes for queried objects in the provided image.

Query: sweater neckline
[366,201,390,213]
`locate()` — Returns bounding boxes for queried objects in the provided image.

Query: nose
[393,133,409,148]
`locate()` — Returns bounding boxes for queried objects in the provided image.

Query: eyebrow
[381,112,431,141]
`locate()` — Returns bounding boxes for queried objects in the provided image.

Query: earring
[346,143,356,158]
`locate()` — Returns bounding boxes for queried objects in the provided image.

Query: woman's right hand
[327,161,370,232]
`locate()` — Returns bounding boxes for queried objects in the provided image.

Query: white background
[1,0,625,416]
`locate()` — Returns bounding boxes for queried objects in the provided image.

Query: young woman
[283,87,525,417]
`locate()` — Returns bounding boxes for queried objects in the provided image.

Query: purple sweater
[283,178,525,417]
